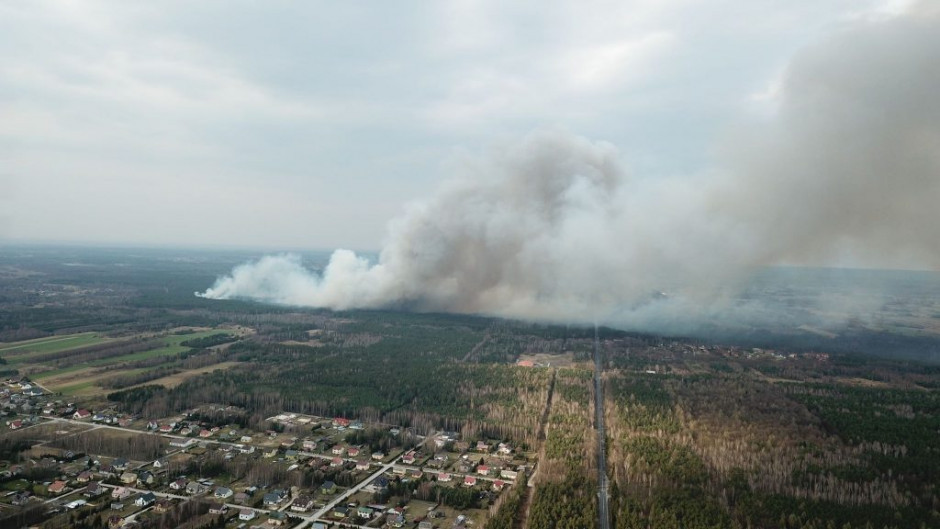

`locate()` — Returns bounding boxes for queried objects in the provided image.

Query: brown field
[280,340,325,347]
[4,421,95,445]
[38,360,243,398]
[127,361,242,389]
[516,352,578,368]
[835,376,892,388]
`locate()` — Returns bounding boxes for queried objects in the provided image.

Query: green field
[58,380,98,395]
[0,333,111,362]
[32,364,91,380]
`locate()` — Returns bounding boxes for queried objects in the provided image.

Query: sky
[0,0,922,252]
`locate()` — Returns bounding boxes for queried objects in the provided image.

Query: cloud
[2,0,929,252]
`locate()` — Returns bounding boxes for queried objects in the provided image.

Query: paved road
[594,325,610,529]
[99,483,274,516]
[310,434,430,522]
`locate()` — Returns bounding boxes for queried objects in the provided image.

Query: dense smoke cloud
[199,6,940,327]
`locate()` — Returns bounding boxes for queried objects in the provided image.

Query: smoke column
[199,6,940,328]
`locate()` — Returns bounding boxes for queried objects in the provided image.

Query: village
[1,378,529,529]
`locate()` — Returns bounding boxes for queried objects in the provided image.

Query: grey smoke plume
[199,6,940,327]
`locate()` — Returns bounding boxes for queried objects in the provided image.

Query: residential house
[263,489,287,508]
[112,458,129,471]
[47,480,67,494]
[477,465,490,476]
[11,492,31,506]
[111,487,131,500]
[152,458,168,469]
[83,481,105,497]
[356,506,375,519]
[331,445,345,456]
[386,513,406,527]
[214,486,233,499]
[239,509,256,521]
[186,481,209,495]
[208,502,228,515]
[135,492,156,507]
[492,480,506,492]
[169,478,187,491]
[364,476,389,493]
[234,491,250,504]
[76,470,93,483]
[438,473,452,482]
[330,457,343,467]
[355,460,370,471]
[320,481,336,494]
[333,505,350,518]
[154,498,173,513]
[464,476,477,487]
[371,452,385,461]
[66,499,88,510]
[137,470,156,485]
[290,495,313,512]
[120,472,138,484]
[108,515,125,528]
[268,511,289,526]
[73,409,91,420]
[169,438,196,449]
[347,447,360,457]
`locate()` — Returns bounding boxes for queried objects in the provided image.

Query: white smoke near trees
[198,6,940,328]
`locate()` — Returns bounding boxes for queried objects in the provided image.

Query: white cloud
[2,0,922,251]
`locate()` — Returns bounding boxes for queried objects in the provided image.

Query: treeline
[47,430,166,461]
[344,427,404,454]
[99,348,236,389]
[485,470,529,529]
[180,333,237,348]
[28,337,165,368]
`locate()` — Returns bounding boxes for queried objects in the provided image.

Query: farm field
[18,329,238,398]
[0,333,112,362]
